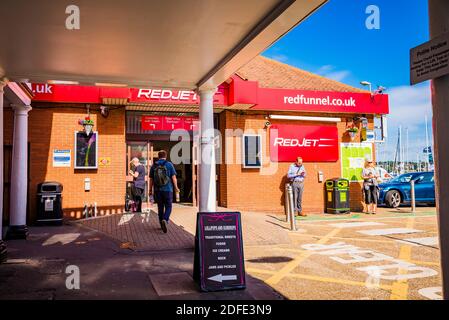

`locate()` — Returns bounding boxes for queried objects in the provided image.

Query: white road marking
[301,242,438,281]
[418,287,443,300]
[357,228,423,236]
[329,222,385,229]
[402,237,439,246]
[43,233,81,246]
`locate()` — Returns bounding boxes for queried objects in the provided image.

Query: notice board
[193,212,246,292]
[341,143,373,182]
[410,31,449,85]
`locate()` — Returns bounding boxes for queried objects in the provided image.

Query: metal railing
[285,183,297,231]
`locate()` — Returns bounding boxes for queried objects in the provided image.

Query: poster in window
[74,131,98,169]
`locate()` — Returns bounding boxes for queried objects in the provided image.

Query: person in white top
[362,160,380,214]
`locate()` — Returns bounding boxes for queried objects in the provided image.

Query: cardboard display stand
[193,212,246,292]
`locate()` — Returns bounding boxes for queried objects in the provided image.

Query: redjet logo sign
[273,138,335,147]
[136,89,197,101]
[270,124,339,162]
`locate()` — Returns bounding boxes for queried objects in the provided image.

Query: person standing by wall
[128,157,146,213]
[362,159,380,214]
[149,150,180,233]
[287,156,307,217]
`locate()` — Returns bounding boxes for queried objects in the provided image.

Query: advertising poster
[75,131,98,169]
[341,143,373,182]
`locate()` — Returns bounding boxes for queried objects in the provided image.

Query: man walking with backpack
[149,150,180,233]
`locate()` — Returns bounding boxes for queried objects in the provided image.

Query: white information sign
[410,32,449,85]
[53,149,71,167]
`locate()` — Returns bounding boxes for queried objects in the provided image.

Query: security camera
[100,105,109,118]
[264,121,271,128]
[374,86,387,95]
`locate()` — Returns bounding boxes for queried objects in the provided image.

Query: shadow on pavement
[0,220,285,300]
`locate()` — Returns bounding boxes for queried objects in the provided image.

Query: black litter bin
[36,182,63,225]
[325,178,350,214]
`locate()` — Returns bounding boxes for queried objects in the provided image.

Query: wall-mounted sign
[141,115,199,131]
[193,212,246,292]
[410,31,449,85]
[130,86,227,105]
[365,130,375,142]
[31,82,389,116]
[74,131,98,169]
[269,124,339,162]
[99,157,111,167]
[31,83,227,106]
[341,143,373,182]
[253,88,389,115]
[53,149,71,167]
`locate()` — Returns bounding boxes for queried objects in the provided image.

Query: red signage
[31,83,227,106]
[141,115,198,131]
[32,83,103,103]
[31,81,389,116]
[269,124,339,162]
[254,88,389,115]
[130,86,227,105]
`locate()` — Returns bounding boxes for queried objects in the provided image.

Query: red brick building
[2,56,389,223]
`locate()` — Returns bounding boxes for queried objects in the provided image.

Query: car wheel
[385,190,401,208]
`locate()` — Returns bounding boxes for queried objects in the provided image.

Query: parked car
[378,172,435,208]
[376,166,393,183]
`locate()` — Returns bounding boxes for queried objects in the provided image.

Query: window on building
[242,134,262,168]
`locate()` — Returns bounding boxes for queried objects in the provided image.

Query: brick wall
[218,110,374,214]
[3,104,374,221]
[3,105,126,222]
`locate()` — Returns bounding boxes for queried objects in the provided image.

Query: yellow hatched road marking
[408,259,440,267]
[265,228,341,285]
[247,267,393,291]
[288,233,402,244]
[278,247,440,267]
[389,217,414,300]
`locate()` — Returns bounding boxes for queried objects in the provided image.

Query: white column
[7,104,32,239]
[198,88,217,212]
[429,0,449,300]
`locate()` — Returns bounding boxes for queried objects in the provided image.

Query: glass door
[126,141,152,211]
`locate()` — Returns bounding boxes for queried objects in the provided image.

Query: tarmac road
[244,207,442,300]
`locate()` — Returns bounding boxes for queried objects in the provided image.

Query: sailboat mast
[425,115,429,171]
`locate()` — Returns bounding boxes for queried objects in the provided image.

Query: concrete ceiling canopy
[0,0,327,90]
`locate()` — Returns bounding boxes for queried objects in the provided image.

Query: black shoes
[161,220,168,233]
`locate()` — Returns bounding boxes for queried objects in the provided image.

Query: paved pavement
[0,204,443,300]
[79,204,291,250]
[0,221,283,300]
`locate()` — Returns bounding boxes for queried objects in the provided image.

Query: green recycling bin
[325,178,350,214]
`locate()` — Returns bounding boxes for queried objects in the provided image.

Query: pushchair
[125,183,137,213]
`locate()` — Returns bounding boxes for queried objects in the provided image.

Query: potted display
[346,126,359,141]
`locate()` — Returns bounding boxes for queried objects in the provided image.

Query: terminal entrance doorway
[125,140,196,211]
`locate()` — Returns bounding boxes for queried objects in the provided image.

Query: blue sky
[262,0,432,162]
